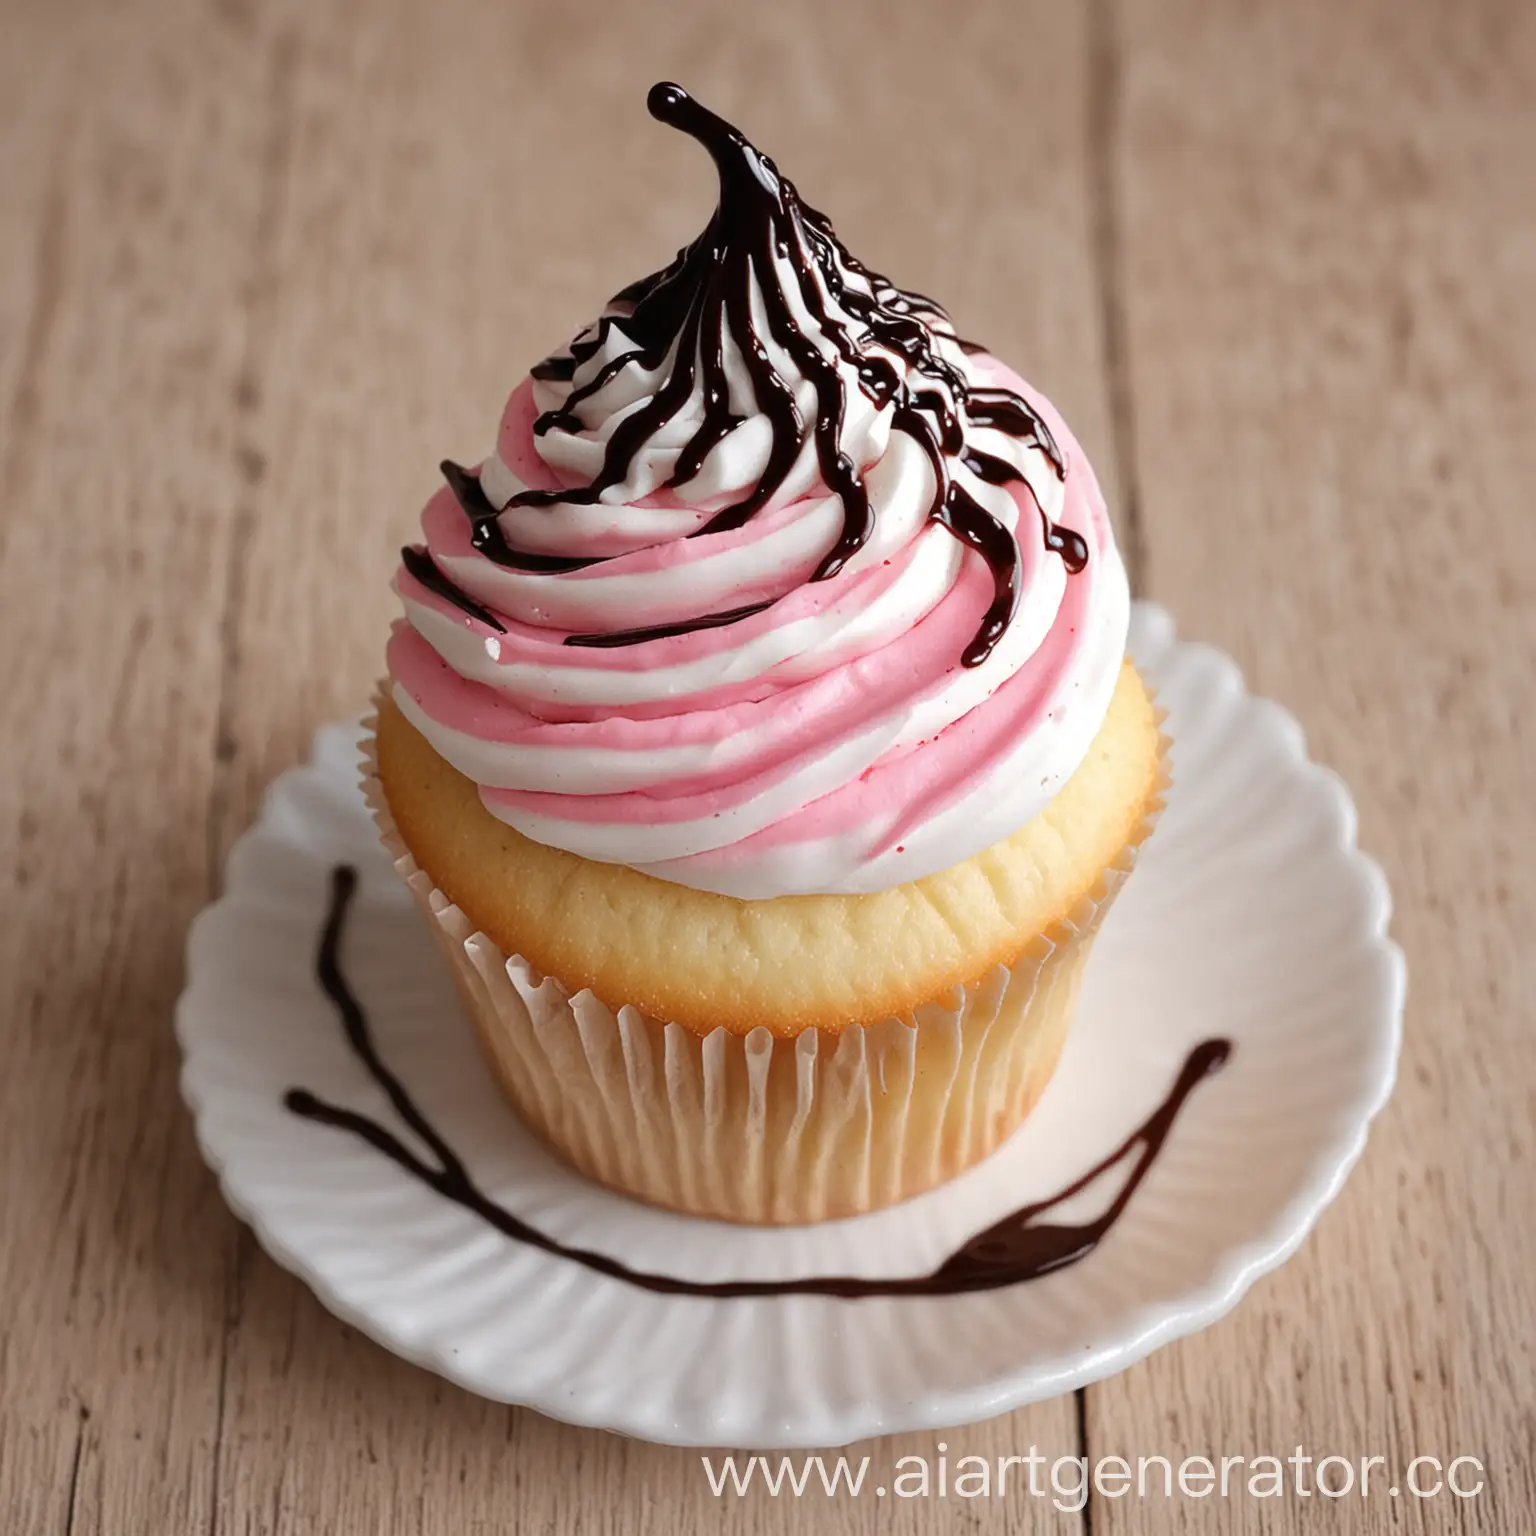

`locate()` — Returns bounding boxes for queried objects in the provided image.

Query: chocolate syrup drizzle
[418,83,1088,666]
[285,867,1231,1299]
[399,545,506,634]
[562,597,777,649]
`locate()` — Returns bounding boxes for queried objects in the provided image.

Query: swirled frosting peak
[390,82,1129,898]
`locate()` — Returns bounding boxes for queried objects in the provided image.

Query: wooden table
[3,0,1531,1530]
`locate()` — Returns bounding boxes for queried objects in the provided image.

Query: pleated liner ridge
[360,690,1169,1225]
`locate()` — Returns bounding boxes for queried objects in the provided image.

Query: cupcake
[367,83,1161,1224]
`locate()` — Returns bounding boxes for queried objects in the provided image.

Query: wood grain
[0,4,300,1533]
[1089,0,1536,1531]
[0,0,1529,1531]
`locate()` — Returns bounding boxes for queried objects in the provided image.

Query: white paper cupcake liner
[360,697,1168,1224]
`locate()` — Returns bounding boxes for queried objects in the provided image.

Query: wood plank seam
[206,510,256,896]
[1088,0,1146,599]
[203,24,300,898]
[1075,1387,1097,1535]
[62,1404,89,1536]
[0,126,71,568]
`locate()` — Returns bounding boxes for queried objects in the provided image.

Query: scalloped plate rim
[174,601,1405,1446]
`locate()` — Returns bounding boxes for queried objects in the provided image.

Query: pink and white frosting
[387,86,1129,899]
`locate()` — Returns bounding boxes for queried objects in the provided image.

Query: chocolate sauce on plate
[285,866,1231,1299]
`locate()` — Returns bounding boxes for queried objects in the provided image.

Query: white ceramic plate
[176,603,1403,1448]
